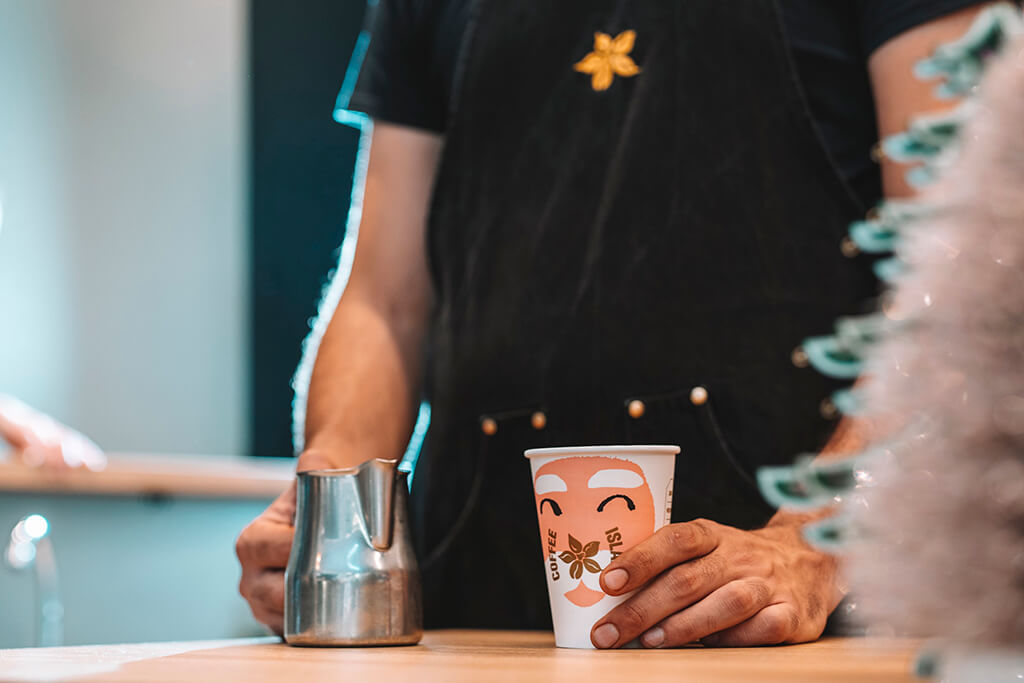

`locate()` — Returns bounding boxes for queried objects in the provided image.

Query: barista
[237,1,994,648]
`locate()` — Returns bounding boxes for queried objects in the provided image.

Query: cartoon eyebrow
[535,474,568,495]
[539,498,563,516]
[587,469,644,489]
[597,494,636,512]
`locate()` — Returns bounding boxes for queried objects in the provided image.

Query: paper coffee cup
[524,445,678,649]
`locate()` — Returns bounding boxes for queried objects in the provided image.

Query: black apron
[409,0,876,629]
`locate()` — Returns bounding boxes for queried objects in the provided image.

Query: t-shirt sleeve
[859,0,998,56]
[345,0,447,132]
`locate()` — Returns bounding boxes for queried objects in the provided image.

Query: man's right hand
[236,451,332,635]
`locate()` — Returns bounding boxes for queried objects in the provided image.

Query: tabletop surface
[0,630,927,682]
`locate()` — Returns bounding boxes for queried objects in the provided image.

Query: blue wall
[0,493,273,648]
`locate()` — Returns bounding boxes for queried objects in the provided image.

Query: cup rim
[523,444,680,459]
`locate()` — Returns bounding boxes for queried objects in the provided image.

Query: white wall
[0,0,75,423]
[0,0,249,455]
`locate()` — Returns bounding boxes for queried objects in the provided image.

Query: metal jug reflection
[284,459,422,646]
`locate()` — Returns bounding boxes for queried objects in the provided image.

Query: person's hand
[236,450,332,635]
[0,395,105,470]
[590,516,843,649]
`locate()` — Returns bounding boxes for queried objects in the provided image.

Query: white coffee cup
[524,445,678,648]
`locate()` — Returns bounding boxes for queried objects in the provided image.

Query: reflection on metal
[4,514,63,647]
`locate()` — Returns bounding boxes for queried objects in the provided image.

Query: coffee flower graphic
[558,534,602,579]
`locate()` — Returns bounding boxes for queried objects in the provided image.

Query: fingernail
[603,568,628,592]
[592,623,619,649]
[641,627,665,648]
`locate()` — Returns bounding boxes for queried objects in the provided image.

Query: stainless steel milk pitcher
[284,459,423,646]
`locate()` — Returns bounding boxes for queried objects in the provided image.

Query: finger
[0,396,44,450]
[701,603,801,647]
[591,553,726,648]
[249,597,285,636]
[19,446,49,468]
[252,607,285,637]
[261,483,298,525]
[0,411,31,450]
[235,518,293,568]
[61,431,106,471]
[23,444,67,470]
[240,568,286,614]
[59,436,85,468]
[241,568,286,636]
[639,578,772,648]
[600,519,721,595]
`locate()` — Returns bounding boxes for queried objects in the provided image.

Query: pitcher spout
[355,458,400,551]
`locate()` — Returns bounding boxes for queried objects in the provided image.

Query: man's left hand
[590,517,842,648]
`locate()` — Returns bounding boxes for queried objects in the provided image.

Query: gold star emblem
[574,30,641,92]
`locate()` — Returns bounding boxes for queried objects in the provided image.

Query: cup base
[553,635,642,649]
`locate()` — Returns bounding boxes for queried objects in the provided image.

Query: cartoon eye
[597,494,636,512]
[539,498,563,516]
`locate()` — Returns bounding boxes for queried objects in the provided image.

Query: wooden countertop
[0,452,294,499]
[0,631,927,682]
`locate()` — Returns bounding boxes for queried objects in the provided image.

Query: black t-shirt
[349,0,987,208]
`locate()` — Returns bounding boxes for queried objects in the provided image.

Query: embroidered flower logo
[574,30,641,92]
[558,534,602,579]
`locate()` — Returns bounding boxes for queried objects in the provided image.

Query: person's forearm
[298,122,441,470]
[302,293,427,469]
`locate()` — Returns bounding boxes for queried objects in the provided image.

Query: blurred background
[0,0,368,647]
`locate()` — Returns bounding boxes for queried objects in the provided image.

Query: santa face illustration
[533,456,656,609]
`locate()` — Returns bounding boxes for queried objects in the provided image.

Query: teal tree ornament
[845,29,1024,656]
[757,3,1024,550]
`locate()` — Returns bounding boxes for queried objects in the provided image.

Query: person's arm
[588,5,995,650]
[236,122,442,634]
[869,4,997,199]
[301,123,441,467]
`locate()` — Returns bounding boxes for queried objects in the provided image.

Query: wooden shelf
[0,452,294,500]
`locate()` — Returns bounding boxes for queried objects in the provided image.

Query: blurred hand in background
[0,394,106,471]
